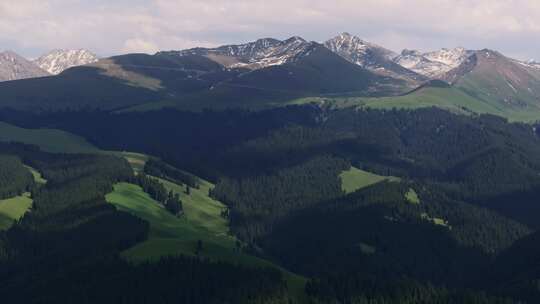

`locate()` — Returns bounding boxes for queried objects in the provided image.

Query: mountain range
[3,32,540,303]
[2,34,537,86]
[1,33,540,121]
[0,49,98,81]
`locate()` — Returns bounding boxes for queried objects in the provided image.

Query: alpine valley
[1,32,540,304]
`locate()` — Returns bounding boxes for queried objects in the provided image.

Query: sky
[1,0,539,60]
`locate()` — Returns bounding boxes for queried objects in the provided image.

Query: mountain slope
[220,43,401,94]
[325,33,426,85]
[444,49,540,110]
[34,49,99,75]
[162,36,314,70]
[394,48,471,78]
[0,51,50,81]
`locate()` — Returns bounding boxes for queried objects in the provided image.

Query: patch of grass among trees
[340,166,400,194]
[0,193,32,231]
[106,182,308,302]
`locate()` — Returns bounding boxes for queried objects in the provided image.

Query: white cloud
[1,0,540,60]
[122,38,159,54]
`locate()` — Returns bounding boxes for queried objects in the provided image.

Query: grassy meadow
[0,165,45,231]
[340,166,400,194]
[0,193,32,231]
[291,86,540,122]
[106,182,307,301]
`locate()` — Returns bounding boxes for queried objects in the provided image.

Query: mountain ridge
[324,33,426,86]
[0,51,50,82]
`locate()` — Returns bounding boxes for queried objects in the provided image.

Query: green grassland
[0,165,45,231]
[340,166,400,193]
[405,188,420,204]
[106,183,232,261]
[0,121,100,153]
[291,86,540,122]
[106,182,307,301]
[0,193,32,231]
[155,177,228,235]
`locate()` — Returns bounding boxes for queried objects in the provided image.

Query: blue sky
[1,0,539,60]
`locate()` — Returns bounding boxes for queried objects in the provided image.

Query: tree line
[0,154,34,200]
[131,173,183,216]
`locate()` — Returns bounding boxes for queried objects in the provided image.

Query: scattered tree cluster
[131,173,183,216]
[144,159,199,188]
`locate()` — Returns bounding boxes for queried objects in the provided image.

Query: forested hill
[1,104,540,302]
[0,143,290,303]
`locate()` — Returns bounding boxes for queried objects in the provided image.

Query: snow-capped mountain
[161,36,316,70]
[324,33,397,66]
[34,49,99,75]
[394,48,472,78]
[324,33,425,84]
[0,51,50,82]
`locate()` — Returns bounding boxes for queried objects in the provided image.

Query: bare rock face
[0,51,50,81]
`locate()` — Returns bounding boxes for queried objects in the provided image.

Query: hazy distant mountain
[394,47,472,78]
[516,59,540,71]
[0,51,50,82]
[34,49,99,75]
[324,33,426,84]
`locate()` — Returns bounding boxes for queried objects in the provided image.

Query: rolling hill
[0,121,100,153]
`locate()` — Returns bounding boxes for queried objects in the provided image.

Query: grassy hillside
[340,166,400,193]
[0,121,100,153]
[292,85,540,122]
[106,182,307,301]
[0,165,45,231]
[0,193,32,231]
[155,177,228,235]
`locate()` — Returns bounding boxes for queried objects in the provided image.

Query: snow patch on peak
[34,49,99,75]
[167,36,315,70]
[423,47,468,67]
[325,33,397,65]
[394,47,472,78]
